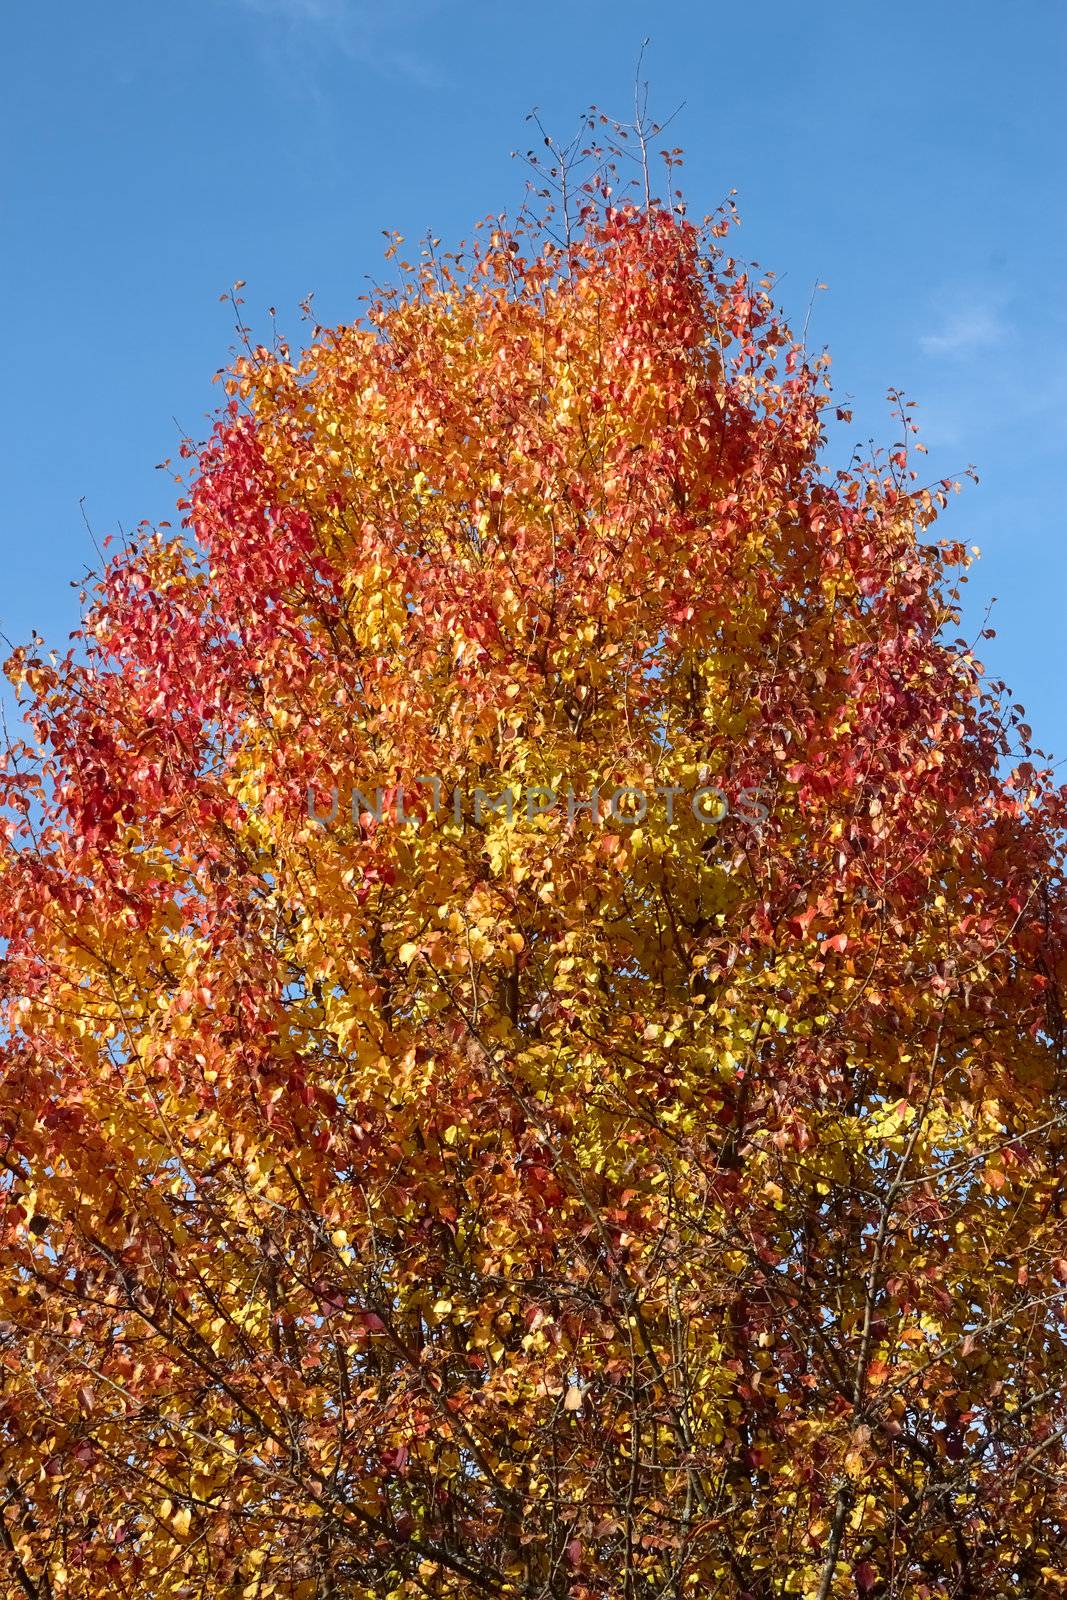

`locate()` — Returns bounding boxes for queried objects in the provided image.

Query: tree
[1,132,1065,1600]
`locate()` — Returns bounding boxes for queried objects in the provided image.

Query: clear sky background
[2,1,1064,759]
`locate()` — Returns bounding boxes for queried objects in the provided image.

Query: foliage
[1,139,1065,1599]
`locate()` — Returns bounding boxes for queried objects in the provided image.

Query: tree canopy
[1,149,1065,1599]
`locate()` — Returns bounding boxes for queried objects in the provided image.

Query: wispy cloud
[235,0,347,19]
[228,0,445,86]
[920,304,1008,357]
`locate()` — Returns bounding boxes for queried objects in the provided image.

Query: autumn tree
[1,127,1066,1600]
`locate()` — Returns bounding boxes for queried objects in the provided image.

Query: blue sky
[2,0,1064,758]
